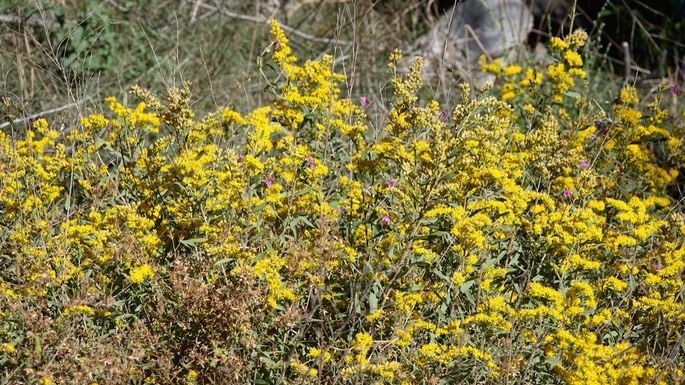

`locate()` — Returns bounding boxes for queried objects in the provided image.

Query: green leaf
[71,26,84,50]
[252,201,268,212]
[180,237,208,247]
[433,269,451,282]
[368,292,378,314]
[214,257,234,267]
[564,90,581,99]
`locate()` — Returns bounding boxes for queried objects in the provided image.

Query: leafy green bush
[1,20,685,385]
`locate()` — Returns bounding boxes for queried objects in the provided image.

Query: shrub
[1,19,684,385]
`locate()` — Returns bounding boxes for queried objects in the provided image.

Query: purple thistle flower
[670,85,678,96]
[563,189,573,198]
[273,40,281,49]
[385,179,395,188]
[653,263,662,271]
[381,215,391,225]
[579,159,590,169]
[305,155,316,169]
[359,96,371,107]
[262,179,273,188]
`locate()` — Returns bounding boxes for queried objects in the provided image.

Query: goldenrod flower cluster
[1,21,684,385]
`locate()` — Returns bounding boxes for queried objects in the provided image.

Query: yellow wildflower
[129,263,155,283]
[549,36,569,51]
[564,50,583,67]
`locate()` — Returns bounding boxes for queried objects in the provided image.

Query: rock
[408,0,534,78]
[528,0,571,27]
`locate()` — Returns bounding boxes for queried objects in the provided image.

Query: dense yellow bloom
[307,347,323,358]
[602,277,629,292]
[547,63,575,96]
[2,21,684,385]
[527,282,564,308]
[250,253,295,308]
[564,50,583,67]
[560,254,601,273]
[619,86,640,105]
[371,361,401,379]
[503,65,522,76]
[247,107,278,152]
[549,36,569,51]
[64,305,95,316]
[351,332,373,349]
[129,263,155,283]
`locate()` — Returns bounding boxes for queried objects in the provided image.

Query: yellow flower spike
[567,28,588,47]
[251,252,295,308]
[270,19,296,66]
[246,106,278,152]
[563,50,583,67]
[619,86,640,105]
[549,36,569,51]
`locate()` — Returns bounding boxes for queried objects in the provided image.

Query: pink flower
[273,40,281,49]
[563,189,573,198]
[385,179,395,188]
[336,207,346,215]
[262,179,273,188]
[670,85,678,96]
[359,96,371,107]
[653,263,662,271]
[579,159,590,169]
[381,215,391,225]
[305,155,315,169]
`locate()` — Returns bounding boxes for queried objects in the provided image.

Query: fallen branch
[196,3,351,46]
[0,102,80,129]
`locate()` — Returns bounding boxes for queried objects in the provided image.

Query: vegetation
[1,1,685,384]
